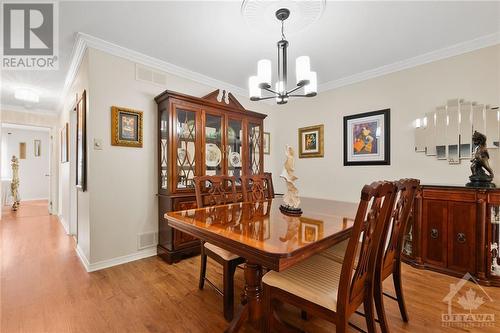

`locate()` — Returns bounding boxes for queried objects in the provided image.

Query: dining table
[165,197,357,332]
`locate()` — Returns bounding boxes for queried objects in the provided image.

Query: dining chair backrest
[194,175,238,208]
[337,181,396,315]
[379,179,420,276]
[264,172,275,198]
[241,173,274,202]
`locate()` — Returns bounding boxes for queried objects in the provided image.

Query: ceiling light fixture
[14,88,39,103]
[248,8,317,105]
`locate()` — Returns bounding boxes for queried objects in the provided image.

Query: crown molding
[59,32,248,113]
[1,103,59,116]
[60,31,500,112]
[319,32,500,92]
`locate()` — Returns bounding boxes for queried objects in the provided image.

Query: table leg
[225,261,263,333]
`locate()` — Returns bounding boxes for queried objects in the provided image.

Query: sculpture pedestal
[466,174,496,188]
[279,205,303,216]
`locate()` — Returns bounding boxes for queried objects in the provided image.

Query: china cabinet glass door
[159,109,169,191]
[248,121,262,175]
[227,118,243,185]
[205,113,223,176]
[175,107,197,190]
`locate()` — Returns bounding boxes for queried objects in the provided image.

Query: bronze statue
[467,131,495,188]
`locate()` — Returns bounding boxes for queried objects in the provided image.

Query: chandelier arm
[263,87,278,95]
[287,85,304,94]
[287,94,310,98]
[254,96,277,101]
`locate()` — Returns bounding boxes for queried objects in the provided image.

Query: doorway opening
[1,123,52,213]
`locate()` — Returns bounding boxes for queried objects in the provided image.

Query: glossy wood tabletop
[166,197,357,271]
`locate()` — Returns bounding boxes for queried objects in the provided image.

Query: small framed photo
[34,140,41,157]
[263,132,270,155]
[111,106,143,148]
[344,109,390,166]
[298,124,324,158]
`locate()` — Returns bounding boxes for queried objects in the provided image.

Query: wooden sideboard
[155,89,267,264]
[402,184,500,286]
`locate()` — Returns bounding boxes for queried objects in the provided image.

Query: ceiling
[1,1,499,114]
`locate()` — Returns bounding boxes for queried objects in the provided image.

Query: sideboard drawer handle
[457,233,466,244]
[431,228,438,239]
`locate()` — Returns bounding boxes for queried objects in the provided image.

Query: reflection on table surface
[166,197,357,255]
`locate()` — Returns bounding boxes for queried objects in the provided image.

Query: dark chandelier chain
[281,18,286,40]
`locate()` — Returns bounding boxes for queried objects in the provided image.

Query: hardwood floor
[2,200,499,332]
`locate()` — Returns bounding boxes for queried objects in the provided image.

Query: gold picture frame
[263,132,270,155]
[34,140,41,157]
[298,124,324,158]
[111,106,143,148]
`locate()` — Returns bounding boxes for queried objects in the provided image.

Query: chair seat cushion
[319,239,360,266]
[204,242,240,261]
[262,254,343,311]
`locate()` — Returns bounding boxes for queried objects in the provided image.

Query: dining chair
[193,175,245,321]
[262,181,397,333]
[372,178,420,333]
[319,179,419,333]
[241,173,274,202]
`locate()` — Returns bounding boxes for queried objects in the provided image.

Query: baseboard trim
[58,215,70,234]
[75,244,90,271]
[75,246,157,273]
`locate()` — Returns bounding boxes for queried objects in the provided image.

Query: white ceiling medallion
[241,0,326,35]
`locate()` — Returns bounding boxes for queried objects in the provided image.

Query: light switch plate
[93,138,103,150]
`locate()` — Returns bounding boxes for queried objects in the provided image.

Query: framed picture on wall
[343,108,390,166]
[19,142,26,159]
[263,132,270,155]
[298,124,324,158]
[76,90,87,191]
[34,140,41,157]
[111,106,143,148]
[60,123,69,163]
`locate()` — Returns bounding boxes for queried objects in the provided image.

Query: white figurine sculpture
[279,145,302,215]
[11,155,20,211]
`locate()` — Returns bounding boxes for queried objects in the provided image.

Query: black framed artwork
[343,109,390,166]
[76,90,87,191]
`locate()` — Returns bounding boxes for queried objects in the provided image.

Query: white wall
[270,45,500,202]
[1,127,50,200]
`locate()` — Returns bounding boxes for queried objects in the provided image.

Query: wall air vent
[135,64,167,86]
[137,231,158,250]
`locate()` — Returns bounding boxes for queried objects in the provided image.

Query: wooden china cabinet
[155,89,267,264]
[402,184,500,287]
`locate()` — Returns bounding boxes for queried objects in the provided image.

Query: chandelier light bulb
[249,76,261,100]
[304,71,317,97]
[296,56,311,86]
[257,59,272,88]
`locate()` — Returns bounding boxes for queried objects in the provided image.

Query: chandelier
[248,8,317,105]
